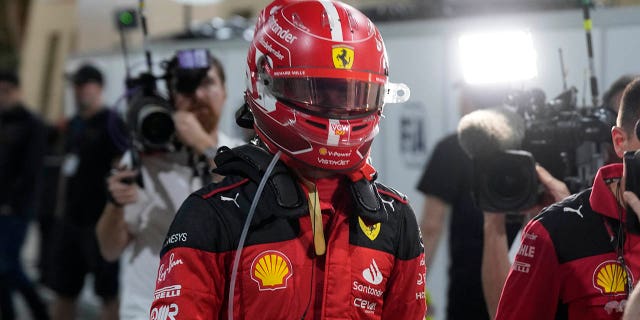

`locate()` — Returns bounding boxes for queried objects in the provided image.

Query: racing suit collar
[590,163,626,222]
[297,175,345,212]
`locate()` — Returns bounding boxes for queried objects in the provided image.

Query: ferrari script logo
[359,217,381,241]
[332,46,354,69]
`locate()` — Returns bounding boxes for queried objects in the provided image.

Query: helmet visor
[269,77,385,118]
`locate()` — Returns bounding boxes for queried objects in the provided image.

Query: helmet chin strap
[347,161,377,182]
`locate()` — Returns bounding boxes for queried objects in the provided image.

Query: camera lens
[486,158,532,202]
[138,105,175,147]
[474,150,538,212]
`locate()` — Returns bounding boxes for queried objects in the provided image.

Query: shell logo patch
[319,147,328,155]
[332,46,354,69]
[359,217,381,241]
[593,260,633,295]
[251,250,293,291]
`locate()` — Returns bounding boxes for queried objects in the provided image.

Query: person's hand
[624,191,640,222]
[536,164,570,202]
[107,170,139,206]
[173,110,216,153]
[521,165,571,218]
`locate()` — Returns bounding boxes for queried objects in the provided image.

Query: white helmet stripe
[319,0,343,41]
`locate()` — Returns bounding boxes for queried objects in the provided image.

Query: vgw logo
[330,122,350,136]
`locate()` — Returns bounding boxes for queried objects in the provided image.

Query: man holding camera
[495,78,640,320]
[148,0,426,319]
[96,50,242,319]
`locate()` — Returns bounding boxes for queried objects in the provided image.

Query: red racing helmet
[245,0,410,173]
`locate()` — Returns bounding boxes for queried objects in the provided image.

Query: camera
[473,87,615,212]
[124,48,213,152]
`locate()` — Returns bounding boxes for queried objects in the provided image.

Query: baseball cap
[72,64,104,86]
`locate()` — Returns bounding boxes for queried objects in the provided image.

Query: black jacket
[0,104,46,217]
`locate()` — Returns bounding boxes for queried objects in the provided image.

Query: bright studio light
[459,30,538,85]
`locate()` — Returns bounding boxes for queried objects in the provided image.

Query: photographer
[95,49,242,319]
[495,77,640,320]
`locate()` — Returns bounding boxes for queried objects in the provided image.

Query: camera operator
[95,50,242,319]
[417,85,522,320]
[495,77,640,320]
[481,164,569,318]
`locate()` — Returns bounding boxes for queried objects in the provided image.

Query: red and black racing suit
[150,150,426,319]
[496,164,640,320]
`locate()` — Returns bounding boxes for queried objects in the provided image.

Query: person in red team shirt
[496,78,640,320]
[149,0,426,319]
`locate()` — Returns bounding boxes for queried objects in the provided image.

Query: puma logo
[221,193,240,208]
[563,205,584,218]
[380,198,395,212]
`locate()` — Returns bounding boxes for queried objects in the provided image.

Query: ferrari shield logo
[332,46,354,69]
[358,217,381,241]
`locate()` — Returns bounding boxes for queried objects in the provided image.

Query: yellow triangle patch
[358,217,381,241]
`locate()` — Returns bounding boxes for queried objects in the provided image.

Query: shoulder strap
[213,144,304,209]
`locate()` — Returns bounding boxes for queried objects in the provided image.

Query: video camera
[123,48,214,152]
[471,87,615,212]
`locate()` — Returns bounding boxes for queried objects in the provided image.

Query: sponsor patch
[150,303,179,320]
[157,253,184,283]
[354,298,377,314]
[517,244,535,258]
[352,280,384,297]
[604,300,627,315]
[362,259,383,285]
[164,233,188,246]
[268,16,298,44]
[251,250,293,291]
[154,285,181,301]
[513,261,531,274]
[358,217,381,241]
[593,260,633,295]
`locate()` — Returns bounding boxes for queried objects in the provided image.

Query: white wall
[67,5,640,319]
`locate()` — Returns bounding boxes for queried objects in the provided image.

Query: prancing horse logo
[332,46,354,69]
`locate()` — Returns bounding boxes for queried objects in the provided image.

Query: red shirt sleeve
[495,219,562,320]
[150,248,228,320]
[149,195,230,320]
